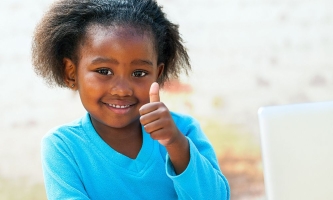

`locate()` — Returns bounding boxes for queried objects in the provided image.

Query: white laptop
[258,101,333,200]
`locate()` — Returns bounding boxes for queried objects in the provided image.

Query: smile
[108,104,131,109]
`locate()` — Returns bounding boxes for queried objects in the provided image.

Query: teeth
[108,104,130,109]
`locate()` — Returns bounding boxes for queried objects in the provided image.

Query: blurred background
[1,0,333,199]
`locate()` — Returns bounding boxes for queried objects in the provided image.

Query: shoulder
[170,111,198,124]
[42,115,85,146]
[170,111,201,136]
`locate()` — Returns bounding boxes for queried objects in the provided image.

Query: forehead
[77,24,158,62]
[83,24,155,48]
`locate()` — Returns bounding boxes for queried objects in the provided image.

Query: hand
[140,82,190,174]
[139,82,181,146]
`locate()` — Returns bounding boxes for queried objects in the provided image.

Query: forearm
[165,132,190,174]
[166,138,230,200]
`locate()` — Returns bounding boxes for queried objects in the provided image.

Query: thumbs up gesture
[140,82,190,174]
[139,82,180,146]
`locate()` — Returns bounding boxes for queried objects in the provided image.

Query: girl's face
[70,25,163,133]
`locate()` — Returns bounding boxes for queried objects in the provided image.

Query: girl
[32,0,230,199]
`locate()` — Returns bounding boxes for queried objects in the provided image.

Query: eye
[96,68,113,75]
[132,70,148,77]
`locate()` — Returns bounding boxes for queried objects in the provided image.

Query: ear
[63,58,77,90]
[157,63,164,80]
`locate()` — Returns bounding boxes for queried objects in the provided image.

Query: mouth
[103,102,135,115]
[107,104,132,109]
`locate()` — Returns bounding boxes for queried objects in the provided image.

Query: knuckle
[151,133,159,140]
[139,106,147,115]
[143,125,151,133]
[140,116,147,125]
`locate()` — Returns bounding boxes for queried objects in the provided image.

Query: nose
[110,76,133,97]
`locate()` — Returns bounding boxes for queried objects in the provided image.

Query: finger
[139,110,160,125]
[149,82,160,103]
[143,120,164,134]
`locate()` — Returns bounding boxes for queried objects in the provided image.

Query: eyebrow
[91,57,118,65]
[91,57,154,67]
[131,59,153,67]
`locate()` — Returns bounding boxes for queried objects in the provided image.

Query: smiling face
[67,25,163,135]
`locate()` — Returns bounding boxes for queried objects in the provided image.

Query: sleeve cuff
[165,137,197,180]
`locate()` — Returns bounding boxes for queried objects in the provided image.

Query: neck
[90,117,143,159]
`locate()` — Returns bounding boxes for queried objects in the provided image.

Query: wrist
[165,133,190,175]
[164,130,186,148]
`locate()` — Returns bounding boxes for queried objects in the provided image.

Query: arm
[166,116,230,200]
[139,83,230,199]
[140,82,190,174]
[41,133,90,200]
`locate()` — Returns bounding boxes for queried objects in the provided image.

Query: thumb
[149,82,160,102]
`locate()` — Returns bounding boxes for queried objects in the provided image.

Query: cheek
[77,68,100,88]
[77,72,104,99]
[135,82,153,102]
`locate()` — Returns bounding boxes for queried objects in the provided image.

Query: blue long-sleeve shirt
[41,112,230,199]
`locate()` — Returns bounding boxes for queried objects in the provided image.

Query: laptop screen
[258,101,333,200]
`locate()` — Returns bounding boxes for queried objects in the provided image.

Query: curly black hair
[32,0,191,88]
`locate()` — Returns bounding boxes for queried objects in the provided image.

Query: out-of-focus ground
[1,0,333,199]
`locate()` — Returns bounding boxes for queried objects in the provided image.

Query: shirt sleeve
[165,115,230,200]
[41,133,90,200]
